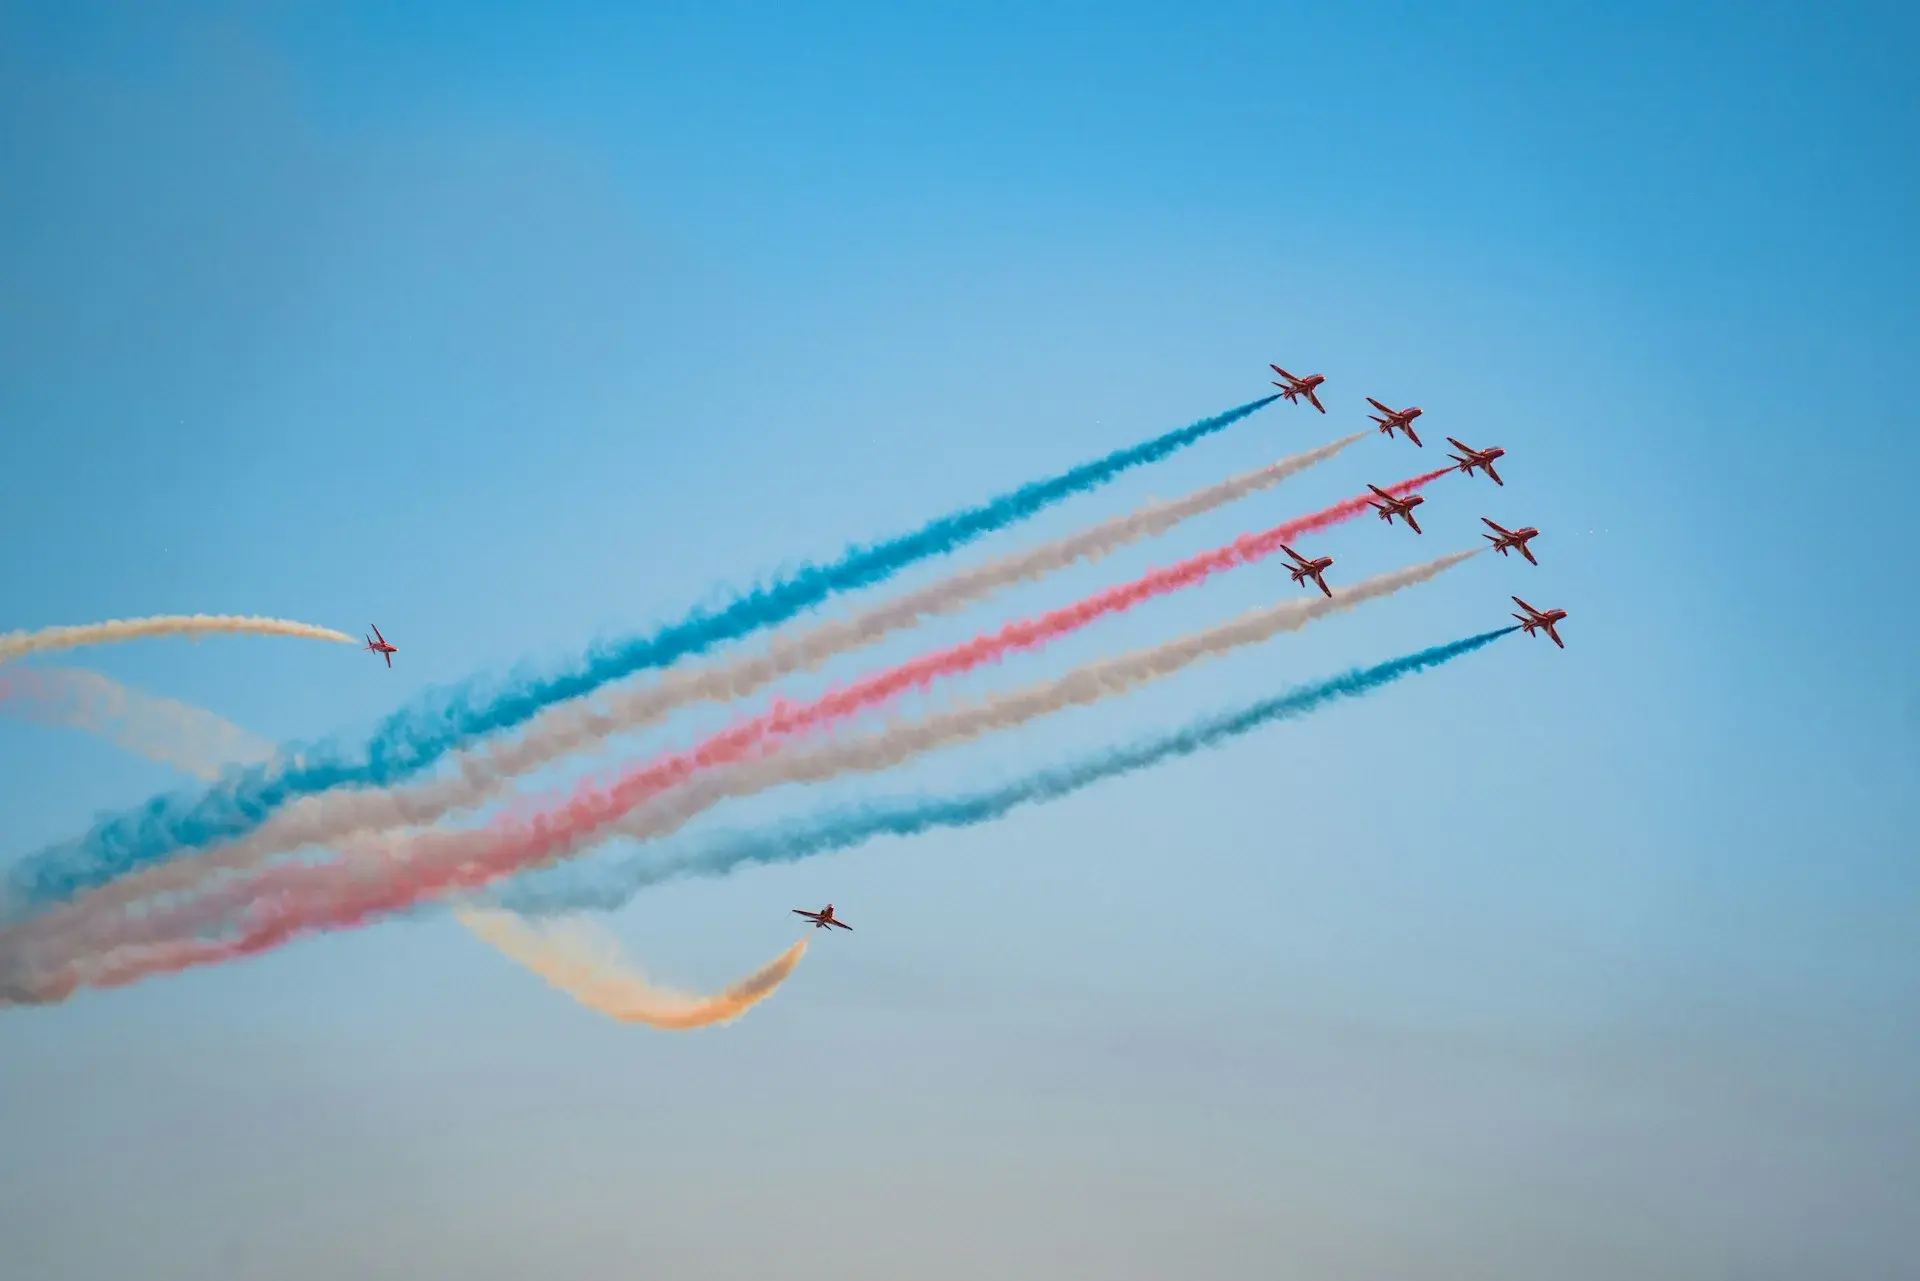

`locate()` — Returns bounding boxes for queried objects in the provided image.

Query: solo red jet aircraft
[1366,484,1425,534]
[1366,397,1425,446]
[1280,544,1334,597]
[1269,364,1328,413]
[792,903,853,931]
[1481,518,1541,565]
[364,624,398,668]
[1511,597,1569,648]
[1447,437,1506,486]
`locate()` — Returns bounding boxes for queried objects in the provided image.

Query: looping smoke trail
[0,668,803,1026]
[0,667,277,779]
[497,627,1522,916]
[0,615,354,664]
[15,550,1479,999]
[19,433,1370,930]
[12,396,1280,911]
[456,909,807,1029]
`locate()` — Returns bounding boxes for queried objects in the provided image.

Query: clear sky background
[1,2,1914,1278]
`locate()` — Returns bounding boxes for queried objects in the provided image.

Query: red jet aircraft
[1366,484,1425,534]
[1511,597,1569,648]
[792,903,853,931]
[1446,437,1506,486]
[1269,364,1328,413]
[1280,544,1334,597]
[1366,397,1425,446]
[1481,518,1541,565]
[364,624,398,668]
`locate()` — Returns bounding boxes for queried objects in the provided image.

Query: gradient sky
[1,3,1915,1278]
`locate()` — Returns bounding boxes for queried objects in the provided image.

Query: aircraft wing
[1482,518,1508,534]
[1519,544,1537,566]
[1403,424,1422,446]
[371,624,385,644]
[384,651,392,668]
[831,919,853,931]
[1368,484,1393,499]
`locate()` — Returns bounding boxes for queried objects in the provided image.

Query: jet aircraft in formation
[1366,484,1425,534]
[1447,437,1506,486]
[1267,357,1567,646]
[1280,544,1334,597]
[1481,518,1541,565]
[1366,397,1425,446]
[1511,597,1569,648]
[1269,365,1328,413]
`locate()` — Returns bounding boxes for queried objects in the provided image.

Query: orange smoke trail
[457,909,808,1030]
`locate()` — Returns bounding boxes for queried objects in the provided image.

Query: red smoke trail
[37,471,1454,992]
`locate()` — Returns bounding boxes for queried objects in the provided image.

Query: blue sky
[1,2,1914,1278]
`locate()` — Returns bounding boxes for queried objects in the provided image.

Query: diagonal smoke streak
[15,396,1281,910]
[19,435,1370,931]
[17,549,1480,998]
[498,627,1521,915]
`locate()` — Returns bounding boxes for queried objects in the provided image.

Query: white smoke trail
[0,667,278,779]
[31,435,1366,922]
[0,614,354,664]
[28,549,1480,982]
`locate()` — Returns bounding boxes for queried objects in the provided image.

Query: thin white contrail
[0,614,354,664]
[0,668,804,1025]
[26,549,1480,988]
[27,434,1366,923]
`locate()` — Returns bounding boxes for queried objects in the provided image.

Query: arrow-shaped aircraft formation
[1271,361,1570,649]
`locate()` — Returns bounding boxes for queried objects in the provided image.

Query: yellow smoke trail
[456,908,807,1029]
[0,669,795,1028]
[0,614,355,664]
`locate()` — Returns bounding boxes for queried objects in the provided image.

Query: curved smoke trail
[0,669,807,1026]
[15,550,1479,999]
[21,434,1370,929]
[497,627,1521,915]
[9,396,1280,911]
[457,909,808,1030]
[0,615,353,664]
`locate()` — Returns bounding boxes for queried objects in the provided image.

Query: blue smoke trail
[8,396,1279,912]
[492,626,1519,916]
